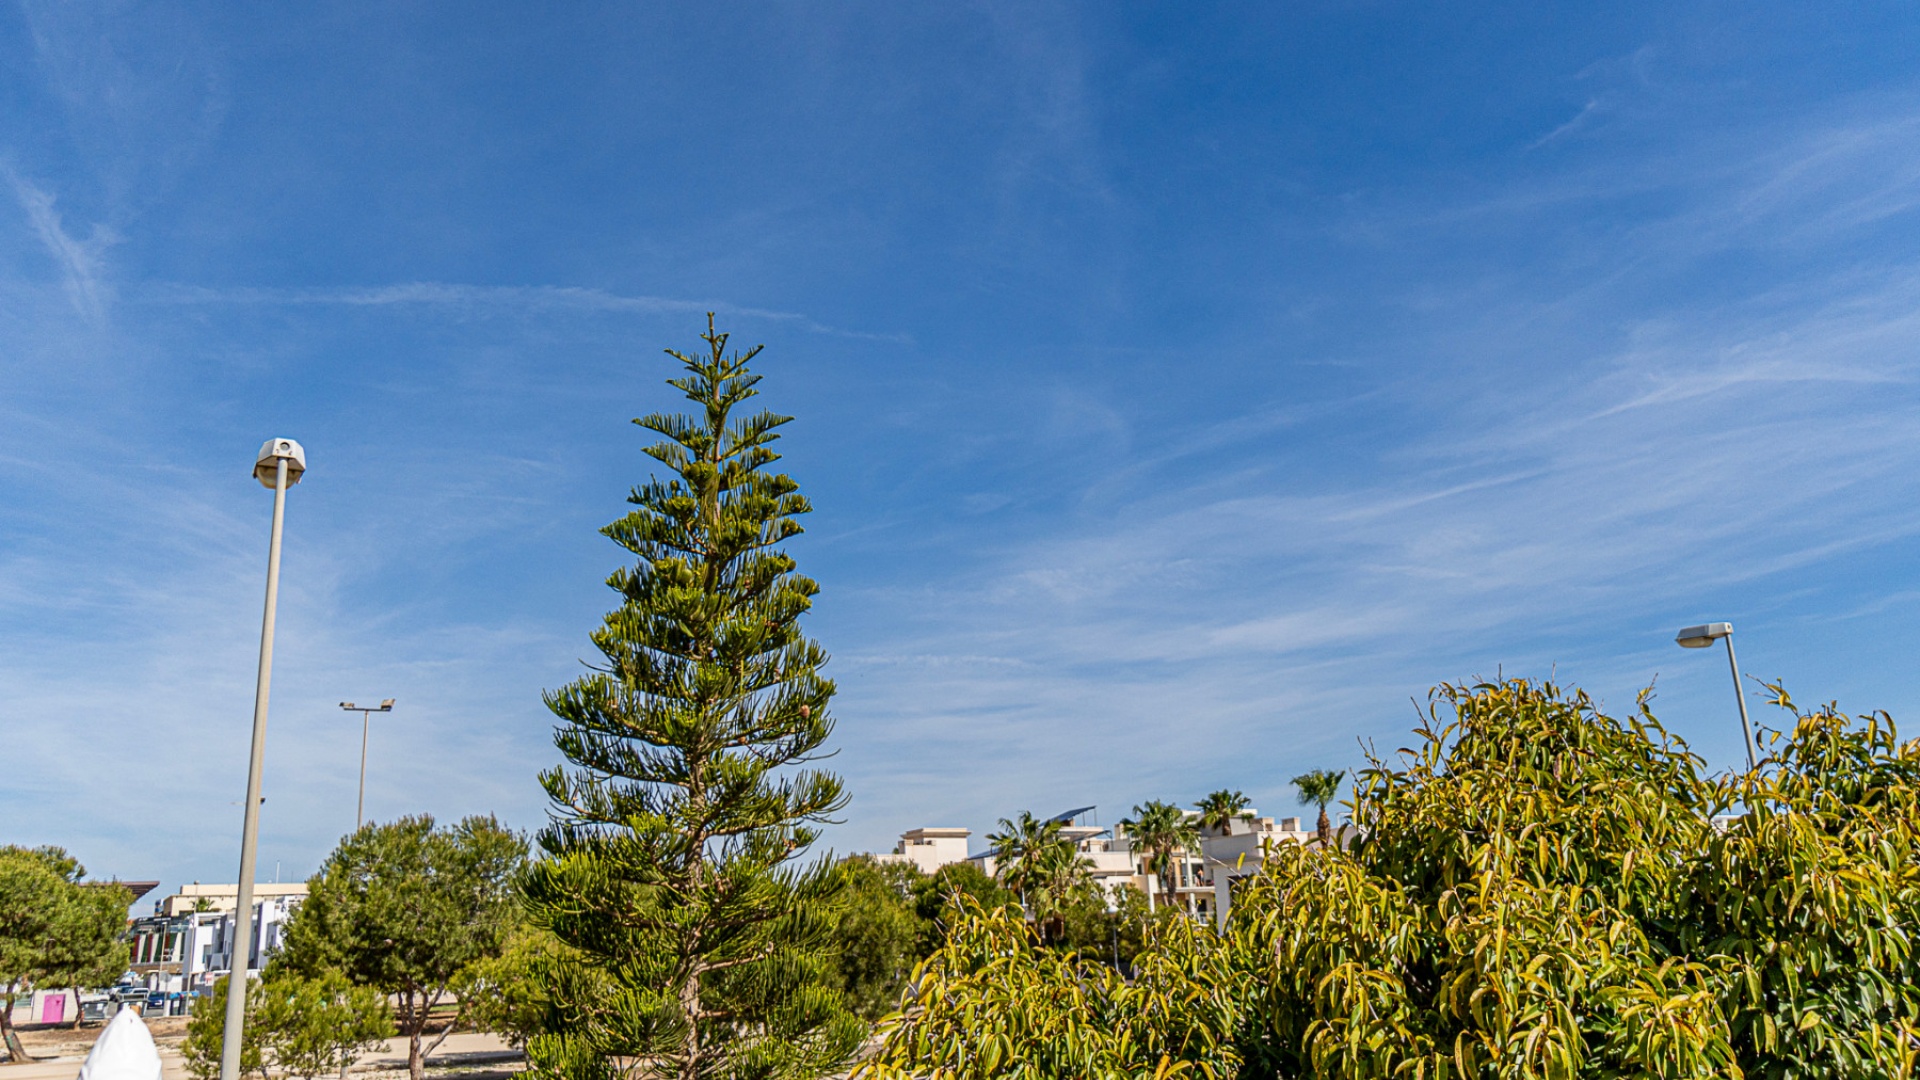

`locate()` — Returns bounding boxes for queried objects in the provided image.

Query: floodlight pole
[357,708,369,827]
[221,440,304,1080]
[339,699,395,830]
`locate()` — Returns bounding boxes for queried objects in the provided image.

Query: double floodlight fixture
[340,698,396,713]
[339,699,399,830]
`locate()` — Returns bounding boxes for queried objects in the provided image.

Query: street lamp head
[379,699,395,710]
[1675,622,1733,648]
[253,438,307,489]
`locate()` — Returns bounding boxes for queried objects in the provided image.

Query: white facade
[127,886,306,997]
[158,882,308,917]
[1199,814,1311,870]
[875,827,972,874]
[1058,822,1141,894]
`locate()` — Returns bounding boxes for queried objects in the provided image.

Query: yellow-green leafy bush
[861,680,1920,1080]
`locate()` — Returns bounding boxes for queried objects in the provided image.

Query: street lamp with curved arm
[1675,621,1756,771]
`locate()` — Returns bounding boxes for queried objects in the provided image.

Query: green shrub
[862,679,1920,1080]
[182,978,263,1080]
[183,972,393,1080]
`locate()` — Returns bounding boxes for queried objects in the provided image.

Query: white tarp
[77,1008,163,1080]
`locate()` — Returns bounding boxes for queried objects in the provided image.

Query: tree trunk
[406,990,425,1080]
[1317,807,1332,849]
[1,986,29,1064]
[418,993,463,1062]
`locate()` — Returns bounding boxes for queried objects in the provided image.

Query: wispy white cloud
[140,282,913,343]
[1529,98,1607,150]
[0,430,567,887]
[820,93,1920,850]
[3,167,115,317]
[6,4,1920,879]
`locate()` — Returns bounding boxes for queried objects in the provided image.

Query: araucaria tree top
[527,317,861,1080]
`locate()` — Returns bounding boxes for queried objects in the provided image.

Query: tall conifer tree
[527,318,860,1080]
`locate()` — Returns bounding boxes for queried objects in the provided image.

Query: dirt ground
[10,1017,189,1062]
[2,1019,522,1080]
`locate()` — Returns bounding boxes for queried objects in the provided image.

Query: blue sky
[6,3,1920,896]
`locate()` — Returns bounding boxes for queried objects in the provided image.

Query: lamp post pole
[1675,622,1757,771]
[339,699,395,830]
[220,439,305,1080]
[1722,632,1756,772]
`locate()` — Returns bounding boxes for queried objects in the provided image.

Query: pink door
[41,994,65,1023]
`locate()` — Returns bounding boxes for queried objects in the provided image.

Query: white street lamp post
[339,699,396,830]
[1675,621,1756,771]
[220,438,306,1080]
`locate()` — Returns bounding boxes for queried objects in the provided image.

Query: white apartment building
[877,805,1347,921]
[126,884,307,1000]
[158,881,308,917]
[875,827,973,874]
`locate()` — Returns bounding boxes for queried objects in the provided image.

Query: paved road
[0,1031,519,1080]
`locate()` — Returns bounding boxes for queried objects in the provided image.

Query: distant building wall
[159,882,308,917]
[875,827,971,874]
[128,888,305,994]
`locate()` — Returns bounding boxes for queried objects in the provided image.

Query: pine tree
[526,317,860,1080]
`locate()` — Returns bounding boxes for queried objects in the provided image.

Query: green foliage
[274,815,524,1080]
[867,679,1920,1079]
[826,857,925,1021]
[1055,880,1156,971]
[907,863,1013,958]
[453,921,580,1048]
[0,847,130,1055]
[859,902,1243,1080]
[822,853,1141,1025]
[184,972,392,1080]
[526,318,862,1080]
[0,851,62,1061]
[0,849,67,992]
[49,881,132,1005]
[256,971,395,1080]
[184,977,265,1080]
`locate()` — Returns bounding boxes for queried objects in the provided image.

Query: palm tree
[986,811,1087,941]
[1194,789,1254,838]
[1292,769,1343,848]
[1119,800,1199,910]
[987,811,1062,905]
[1028,839,1095,943]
